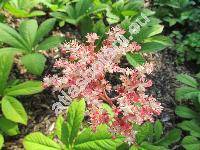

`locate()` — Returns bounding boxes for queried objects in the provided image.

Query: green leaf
[145,25,164,37]
[141,42,167,52]
[126,53,145,67]
[23,132,62,150]
[0,51,14,95]
[28,10,45,17]
[136,123,154,144]
[133,25,164,43]
[74,125,124,150]
[0,133,4,149]
[0,22,28,49]
[4,4,30,18]
[154,120,163,141]
[36,36,64,51]
[176,87,200,100]
[34,18,56,45]
[175,106,198,119]
[67,99,85,144]
[4,81,43,96]
[106,10,120,24]
[4,1,45,18]
[121,10,138,17]
[144,36,173,47]
[141,142,168,150]
[196,73,200,79]
[0,117,19,136]
[2,96,28,125]
[178,120,200,138]
[0,47,27,54]
[79,17,93,36]
[19,19,38,49]
[21,53,47,76]
[50,11,74,24]
[155,128,181,147]
[55,115,68,145]
[129,145,139,150]
[177,74,198,88]
[55,115,64,139]
[117,142,129,150]
[182,136,200,150]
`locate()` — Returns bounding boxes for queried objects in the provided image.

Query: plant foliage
[0,18,65,75]
[0,51,43,141]
[175,73,200,150]
[23,99,124,150]
[3,0,45,18]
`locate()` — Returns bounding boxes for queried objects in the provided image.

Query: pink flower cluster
[43,27,163,143]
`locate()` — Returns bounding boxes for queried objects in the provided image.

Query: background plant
[39,0,173,67]
[87,0,172,66]
[0,51,43,149]
[50,0,107,28]
[117,121,181,150]
[154,0,200,66]
[41,0,74,12]
[0,18,65,75]
[175,73,200,149]
[23,99,124,150]
[2,0,45,18]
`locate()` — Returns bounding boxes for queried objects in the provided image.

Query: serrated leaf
[136,123,154,144]
[23,132,62,150]
[176,87,200,100]
[4,81,43,96]
[141,42,167,52]
[144,36,173,46]
[79,17,93,36]
[198,94,200,104]
[177,74,198,88]
[55,115,68,145]
[182,136,200,150]
[36,36,64,51]
[2,96,28,125]
[0,117,19,136]
[21,53,46,76]
[155,128,181,147]
[154,120,163,141]
[178,120,200,138]
[132,24,163,43]
[117,142,129,150]
[129,145,139,150]
[106,10,120,24]
[0,133,4,149]
[126,53,145,67]
[175,106,198,119]
[34,18,56,45]
[74,125,124,150]
[0,51,14,95]
[66,99,85,144]
[196,73,200,79]
[141,142,168,150]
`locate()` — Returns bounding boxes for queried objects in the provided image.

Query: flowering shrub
[43,26,163,143]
